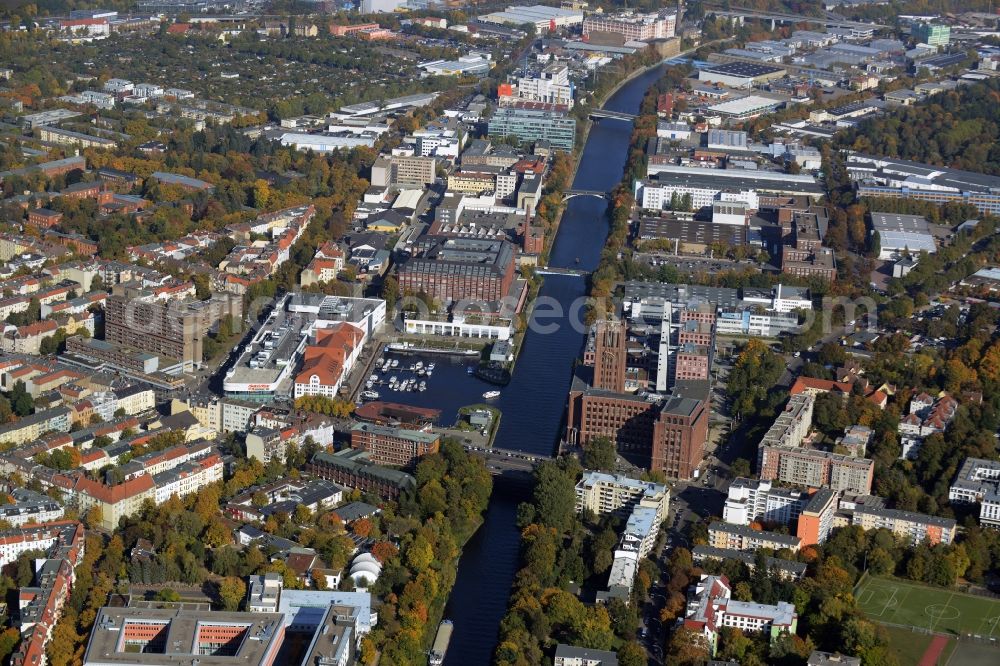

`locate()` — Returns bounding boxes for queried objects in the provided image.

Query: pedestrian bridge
[589,109,637,121]
[563,189,610,201]
[534,267,590,277]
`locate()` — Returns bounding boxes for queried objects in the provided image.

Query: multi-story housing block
[708,521,801,553]
[574,471,670,524]
[851,507,956,545]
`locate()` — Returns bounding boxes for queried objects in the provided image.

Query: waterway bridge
[534,267,590,277]
[588,109,637,121]
[464,445,552,477]
[563,188,610,201]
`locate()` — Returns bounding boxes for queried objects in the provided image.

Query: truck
[429,619,453,666]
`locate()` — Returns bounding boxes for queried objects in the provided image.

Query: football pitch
[856,576,1000,638]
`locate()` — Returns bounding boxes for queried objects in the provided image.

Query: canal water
[434,64,667,665]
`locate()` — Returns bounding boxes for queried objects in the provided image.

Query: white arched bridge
[563,189,610,201]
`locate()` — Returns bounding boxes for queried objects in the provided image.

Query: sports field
[856,576,1000,638]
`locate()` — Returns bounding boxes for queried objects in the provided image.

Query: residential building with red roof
[293,323,365,399]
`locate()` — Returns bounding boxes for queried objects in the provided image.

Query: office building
[637,168,822,210]
[684,574,797,656]
[651,390,710,480]
[390,155,436,187]
[912,23,950,47]
[949,457,1000,527]
[82,608,285,666]
[583,10,675,41]
[350,423,439,469]
[593,318,627,392]
[508,64,575,108]
[307,449,416,500]
[851,507,956,545]
[488,107,576,150]
[397,237,515,304]
[848,153,1000,216]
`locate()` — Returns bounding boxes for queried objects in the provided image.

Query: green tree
[381,275,399,311]
[730,458,751,478]
[532,460,579,533]
[10,380,33,417]
[582,436,616,471]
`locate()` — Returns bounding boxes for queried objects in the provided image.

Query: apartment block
[104,292,242,370]
[708,521,801,553]
[723,478,805,526]
[851,507,956,545]
[575,471,670,524]
[759,393,814,450]
[554,644,619,665]
[691,545,806,580]
[796,488,837,547]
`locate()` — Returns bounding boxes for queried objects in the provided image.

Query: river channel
[436,63,669,665]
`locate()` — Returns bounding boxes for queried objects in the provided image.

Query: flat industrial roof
[83,607,285,665]
[708,95,783,116]
[700,61,786,78]
[644,167,823,197]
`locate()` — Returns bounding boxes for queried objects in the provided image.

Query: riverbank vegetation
[494,458,652,666]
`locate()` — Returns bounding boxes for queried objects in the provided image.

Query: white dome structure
[349,552,383,587]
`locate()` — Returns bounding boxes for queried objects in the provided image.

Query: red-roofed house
[789,376,887,409]
[70,474,155,530]
[293,324,365,399]
[1,320,59,355]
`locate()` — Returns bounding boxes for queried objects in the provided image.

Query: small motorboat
[360,390,379,400]
[483,391,500,400]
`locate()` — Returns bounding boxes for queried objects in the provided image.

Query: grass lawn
[856,576,1000,637]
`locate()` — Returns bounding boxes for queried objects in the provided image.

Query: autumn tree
[218,576,246,611]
